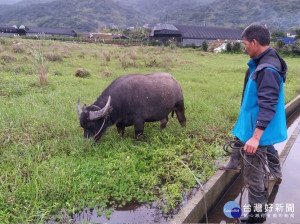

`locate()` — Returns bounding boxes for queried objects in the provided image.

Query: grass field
[0,37,299,223]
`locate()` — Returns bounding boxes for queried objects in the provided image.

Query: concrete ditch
[170,95,300,224]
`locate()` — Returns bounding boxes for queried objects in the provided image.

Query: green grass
[0,37,299,223]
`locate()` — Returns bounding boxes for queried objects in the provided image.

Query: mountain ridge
[0,0,299,32]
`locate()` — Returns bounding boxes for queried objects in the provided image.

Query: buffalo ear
[77,98,82,118]
[89,96,111,120]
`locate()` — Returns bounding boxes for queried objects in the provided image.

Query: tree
[202,40,208,51]
[126,25,150,41]
[226,42,232,52]
[232,42,241,53]
[271,30,286,42]
[291,42,300,55]
[276,40,285,49]
[295,29,300,39]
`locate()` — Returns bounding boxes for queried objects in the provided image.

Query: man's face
[243,37,257,58]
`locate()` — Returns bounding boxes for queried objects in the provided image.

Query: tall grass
[0,38,299,223]
[33,50,49,86]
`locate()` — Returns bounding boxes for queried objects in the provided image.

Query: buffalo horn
[77,98,82,118]
[89,96,111,120]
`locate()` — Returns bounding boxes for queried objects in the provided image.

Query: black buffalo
[77,72,186,141]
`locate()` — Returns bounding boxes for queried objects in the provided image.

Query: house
[0,25,19,36]
[150,24,243,46]
[0,25,77,37]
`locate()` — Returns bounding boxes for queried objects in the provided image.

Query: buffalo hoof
[136,133,145,141]
[160,118,168,130]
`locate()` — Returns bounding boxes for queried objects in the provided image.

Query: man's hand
[244,128,264,154]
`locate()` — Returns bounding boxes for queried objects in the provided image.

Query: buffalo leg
[160,117,168,130]
[175,101,186,127]
[134,120,145,140]
[116,123,125,136]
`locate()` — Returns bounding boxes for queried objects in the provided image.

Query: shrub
[0,37,6,45]
[232,42,241,52]
[291,42,300,55]
[1,53,17,62]
[169,43,177,49]
[102,51,111,63]
[12,44,25,53]
[119,54,137,69]
[52,71,63,76]
[202,41,208,52]
[149,40,163,46]
[78,52,85,58]
[102,70,113,77]
[45,53,63,62]
[226,42,232,52]
[75,68,91,78]
[276,40,286,49]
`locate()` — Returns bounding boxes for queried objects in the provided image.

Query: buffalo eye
[86,122,96,130]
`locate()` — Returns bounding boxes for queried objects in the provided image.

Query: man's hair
[242,23,270,46]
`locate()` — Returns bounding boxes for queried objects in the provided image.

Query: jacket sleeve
[255,68,281,130]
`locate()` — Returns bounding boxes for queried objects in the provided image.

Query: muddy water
[47,189,200,223]
[206,108,300,223]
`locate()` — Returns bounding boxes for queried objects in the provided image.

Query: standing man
[232,23,287,223]
[219,68,283,185]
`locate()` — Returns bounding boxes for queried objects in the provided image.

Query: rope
[94,118,106,139]
[181,161,209,224]
[222,139,282,222]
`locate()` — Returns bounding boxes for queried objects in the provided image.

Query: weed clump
[102,70,113,77]
[0,53,17,62]
[119,54,138,69]
[12,44,25,53]
[33,51,49,85]
[75,68,91,78]
[45,53,63,62]
[102,51,111,63]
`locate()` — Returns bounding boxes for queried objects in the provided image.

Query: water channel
[206,107,300,223]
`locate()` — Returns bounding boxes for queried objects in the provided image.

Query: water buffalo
[77,72,186,141]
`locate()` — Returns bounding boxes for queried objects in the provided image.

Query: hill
[0,0,142,31]
[0,0,20,4]
[167,0,300,31]
[18,0,55,6]
[115,0,216,25]
[0,0,300,32]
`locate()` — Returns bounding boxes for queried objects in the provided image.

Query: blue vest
[232,59,287,146]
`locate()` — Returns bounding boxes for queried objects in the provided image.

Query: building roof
[150,23,181,36]
[25,26,77,36]
[151,24,243,40]
[174,24,242,40]
[0,25,18,33]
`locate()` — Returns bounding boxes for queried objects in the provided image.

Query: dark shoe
[218,162,241,172]
[218,147,241,172]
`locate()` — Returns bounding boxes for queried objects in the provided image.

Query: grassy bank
[0,37,299,223]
